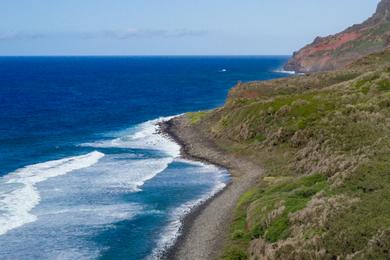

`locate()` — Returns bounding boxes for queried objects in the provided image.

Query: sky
[0,0,380,56]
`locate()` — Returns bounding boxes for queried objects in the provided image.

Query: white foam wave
[81,116,181,158]
[149,166,229,259]
[0,151,104,236]
[273,69,296,75]
[80,116,182,193]
[174,158,221,171]
[274,69,305,76]
[90,155,174,193]
[42,203,143,226]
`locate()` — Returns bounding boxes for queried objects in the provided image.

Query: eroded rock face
[285,0,390,73]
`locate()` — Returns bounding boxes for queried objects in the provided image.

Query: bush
[222,247,248,260]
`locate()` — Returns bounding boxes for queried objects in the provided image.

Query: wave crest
[0,151,104,235]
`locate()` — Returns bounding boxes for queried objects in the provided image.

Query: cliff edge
[285,0,390,73]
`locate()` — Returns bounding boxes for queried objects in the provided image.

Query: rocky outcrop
[285,0,390,73]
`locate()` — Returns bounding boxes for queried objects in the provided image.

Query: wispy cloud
[83,28,208,39]
[0,32,44,41]
[0,29,207,41]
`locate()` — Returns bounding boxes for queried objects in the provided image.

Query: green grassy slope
[189,50,390,259]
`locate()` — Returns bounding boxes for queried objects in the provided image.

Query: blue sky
[0,0,379,55]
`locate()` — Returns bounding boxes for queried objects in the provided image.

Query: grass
[253,133,266,142]
[221,247,247,260]
[195,50,390,259]
[186,111,208,124]
[221,174,328,259]
[377,79,390,91]
[371,21,390,36]
[323,157,390,256]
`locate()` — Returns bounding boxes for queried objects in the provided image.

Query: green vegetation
[371,21,390,36]
[186,111,208,124]
[323,157,390,257]
[377,78,390,91]
[221,247,247,260]
[222,174,328,259]
[195,50,390,259]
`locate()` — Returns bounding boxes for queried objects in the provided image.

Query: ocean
[0,56,289,259]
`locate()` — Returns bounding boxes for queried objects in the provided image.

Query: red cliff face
[285,0,390,73]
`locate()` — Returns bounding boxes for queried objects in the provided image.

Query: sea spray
[0,151,104,235]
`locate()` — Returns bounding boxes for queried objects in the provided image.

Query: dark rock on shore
[160,116,264,260]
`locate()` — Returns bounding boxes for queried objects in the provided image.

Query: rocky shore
[160,116,264,260]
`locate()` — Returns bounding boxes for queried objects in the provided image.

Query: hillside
[284,0,390,73]
[185,50,390,259]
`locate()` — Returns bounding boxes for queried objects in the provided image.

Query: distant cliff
[285,0,390,73]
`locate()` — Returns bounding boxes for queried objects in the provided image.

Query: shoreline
[159,115,264,260]
[161,179,233,260]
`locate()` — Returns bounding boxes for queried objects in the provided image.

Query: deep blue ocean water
[0,56,289,259]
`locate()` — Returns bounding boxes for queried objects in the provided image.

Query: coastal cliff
[167,50,390,259]
[284,0,390,73]
[164,2,390,259]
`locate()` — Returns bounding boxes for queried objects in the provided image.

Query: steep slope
[187,50,390,259]
[284,0,390,73]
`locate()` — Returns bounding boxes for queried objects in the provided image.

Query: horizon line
[0,54,291,58]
